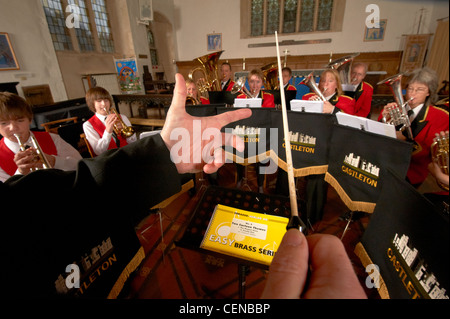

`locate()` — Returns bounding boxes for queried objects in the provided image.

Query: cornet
[104,107,135,138]
[431,132,449,191]
[14,133,52,170]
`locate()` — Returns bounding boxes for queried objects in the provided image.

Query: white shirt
[0,132,83,182]
[82,112,137,156]
[409,103,424,122]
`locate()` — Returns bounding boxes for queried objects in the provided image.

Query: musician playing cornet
[0,92,82,182]
[83,87,137,156]
[378,67,449,188]
[303,69,356,115]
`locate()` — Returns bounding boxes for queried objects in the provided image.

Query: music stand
[176,185,306,299]
[208,91,239,105]
[265,90,297,110]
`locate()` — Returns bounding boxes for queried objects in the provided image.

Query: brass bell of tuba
[14,133,52,170]
[377,73,414,140]
[431,132,449,191]
[300,72,327,101]
[326,53,360,85]
[188,50,224,97]
[104,107,135,138]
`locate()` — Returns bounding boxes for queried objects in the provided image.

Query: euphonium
[104,107,135,138]
[231,77,256,98]
[300,72,327,101]
[326,53,360,85]
[377,73,414,140]
[188,50,224,96]
[431,132,449,191]
[14,133,52,170]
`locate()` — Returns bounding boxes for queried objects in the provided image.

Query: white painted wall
[172,0,449,62]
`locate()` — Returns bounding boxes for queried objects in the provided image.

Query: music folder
[290,99,324,113]
[234,98,262,108]
[335,112,397,138]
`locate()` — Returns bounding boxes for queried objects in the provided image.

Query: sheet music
[234,98,262,108]
[335,112,396,138]
[290,100,324,113]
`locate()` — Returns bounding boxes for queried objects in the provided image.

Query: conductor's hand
[261,229,367,299]
[161,73,252,174]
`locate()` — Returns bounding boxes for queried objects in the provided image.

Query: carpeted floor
[126,163,379,299]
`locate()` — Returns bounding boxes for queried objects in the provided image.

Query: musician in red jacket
[236,68,275,108]
[282,67,297,91]
[303,69,356,115]
[350,62,373,118]
[83,87,137,156]
[220,62,236,92]
[185,79,210,105]
[0,92,82,182]
[378,67,449,188]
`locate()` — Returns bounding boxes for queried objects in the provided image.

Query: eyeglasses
[406,87,428,94]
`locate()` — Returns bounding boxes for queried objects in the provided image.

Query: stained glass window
[248,0,335,37]
[266,0,280,35]
[251,0,264,36]
[283,0,298,33]
[67,0,95,51]
[317,0,333,31]
[91,0,115,53]
[299,0,315,32]
[41,0,73,51]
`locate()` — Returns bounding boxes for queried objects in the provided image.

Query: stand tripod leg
[238,264,249,299]
[340,211,354,240]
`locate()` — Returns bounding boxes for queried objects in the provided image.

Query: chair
[41,117,79,134]
[80,133,95,158]
[138,179,195,262]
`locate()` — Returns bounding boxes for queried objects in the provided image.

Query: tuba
[188,50,224,97]
[261,62,279,90]
[14,133,52,170]
[300,72,326,101]
[105,107,135,138]
[431,132,449,191]
[377,73,414,140]
[326,53,360,85]
[231,77,256,98]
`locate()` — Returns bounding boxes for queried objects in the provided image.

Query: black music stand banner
[217,107,273,164]
[271,111,334,176]
[324,124,412,213]
[355,170,449,299]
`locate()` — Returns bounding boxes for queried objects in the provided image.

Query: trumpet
[431,132,449,191]
[14,133,52,170]
[104,107,135,138]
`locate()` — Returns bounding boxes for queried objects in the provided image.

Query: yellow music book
[200,204,289,266]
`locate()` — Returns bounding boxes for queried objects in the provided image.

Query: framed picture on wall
[0,32,20,71]
[363,19,387,42]
[399,34,431,72]
[207,33,222,51]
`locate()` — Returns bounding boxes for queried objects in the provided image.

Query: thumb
[261,229,309,299]
[167,73,187,116]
